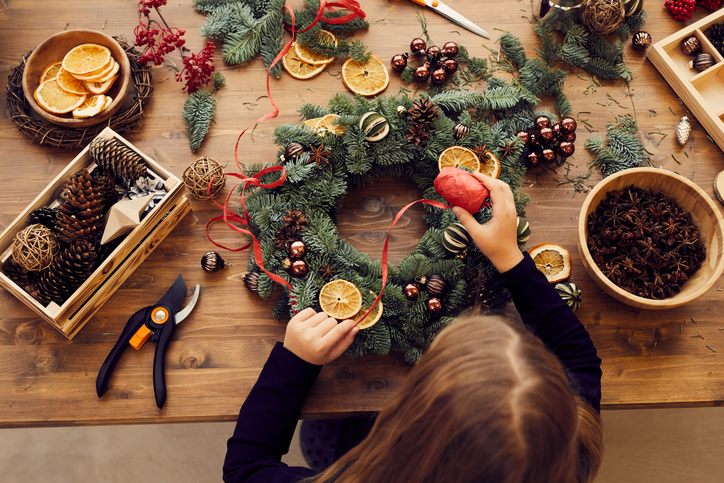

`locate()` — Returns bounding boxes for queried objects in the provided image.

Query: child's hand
[283,308,359,365]
[453,172,524,274]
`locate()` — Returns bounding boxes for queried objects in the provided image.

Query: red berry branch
[134,0,215,93]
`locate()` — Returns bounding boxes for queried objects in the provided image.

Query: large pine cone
[407,98,440,125]
[28,206,58,230]
[1,257,35,288]
[405,124,430,147]
[55,169,115,243]
[36,240,98,305]
[89,136,147,183]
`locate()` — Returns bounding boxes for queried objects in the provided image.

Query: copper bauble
[552,123,561,137]
[431,66,447,85]
[541,148,557,164]
[557,141,575,158]
[289,240,306,259]
[559,117,577,134]
[632,31,652,50]
[538,126,555,144]
[290,259,308,277]
[390,53,409,72]
[526,151,540,167]
[405,283,420,300]
[443,58,458,75]
[411,38,427,54]
[680,36,701,56]
[691,52,714,72]
[453,123,470,140]
[413,65,430,82]
[535,116,551,130]
[427,297,442,313]
[426,45,442,63]
[527,132,538,148]
[516,131,530,146]
[562,131,576,143]
[442,41,459,57]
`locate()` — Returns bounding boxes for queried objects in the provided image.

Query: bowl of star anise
[577,168,724,309]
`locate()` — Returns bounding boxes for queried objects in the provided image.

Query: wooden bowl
[21,30,131,128]
[577,168,724,309]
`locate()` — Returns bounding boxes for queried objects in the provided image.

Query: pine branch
[183,90,217,153]
[499,33,528,70]
[193,0,240,14]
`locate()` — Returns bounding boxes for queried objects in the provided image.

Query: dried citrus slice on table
[352,294,383,329]
[319,280,363,320]
[295,30,337,65]
[40,61,62,83]
[315,113,347,136]
[438,146,481,172]
[57,67,90,95]
[72,95,107,118]
[341,54,389,96]
[282,44,326,80]
[62,43,112,76]
[528,243,571,284]
[34,79,87,114]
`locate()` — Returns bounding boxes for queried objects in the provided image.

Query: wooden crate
[0,127,191,339]
[650,9,724,153]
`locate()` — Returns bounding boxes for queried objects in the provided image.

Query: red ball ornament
[434,167,490,213]
[427,297,443,313]
[290,259,308,277]
[289,240,306,258]
[405,283,420,300]
[390,53,409,72]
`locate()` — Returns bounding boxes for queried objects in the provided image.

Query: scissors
[96,274,201,409]
[408,0,490,39]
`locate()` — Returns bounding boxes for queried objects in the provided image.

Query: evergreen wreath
[235,70,574,362]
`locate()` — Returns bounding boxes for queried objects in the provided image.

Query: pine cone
[405,124,430,147]
[2,257,35,288]
[55,169,114,243]
[283,209,309,232]
[274,227,297,250]
[709,23,724,55]
[89,136,147,183]
[36,240,98,305]
[465,271,510,310]
[407,98,440,126]
[28,207,58,230]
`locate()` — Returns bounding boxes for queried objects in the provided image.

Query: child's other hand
[283,308,359,365]
[453,172,524,273]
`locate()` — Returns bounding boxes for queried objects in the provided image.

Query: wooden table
[2,1,724,428]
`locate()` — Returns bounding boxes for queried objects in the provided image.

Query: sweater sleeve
[223,342,321,483]
[498,253,602,412]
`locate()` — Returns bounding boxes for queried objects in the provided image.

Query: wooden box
[650,9,724,153]
[0,127,191,339]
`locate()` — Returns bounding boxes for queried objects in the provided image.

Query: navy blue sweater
[223,253,602,482]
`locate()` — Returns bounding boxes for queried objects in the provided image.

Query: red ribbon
[353,199,453,327]
[207,1,367,314]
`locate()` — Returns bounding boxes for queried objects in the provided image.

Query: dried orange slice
[295,30,337,65]
[528,243,571,284]
[34,79,87,114]
[341,54,389,97]
[303,117,323,130]
[57,67,90,95]
[315,114,347,136]
[40,61,63,83]
[101,95,113,110]
[62,43,112,76]
[85,74,118,95]
[438,146,481,172]
[72,95,107,118]
[477,149,501,179]
[319,280,363,320]
[74,60,118,83]
[282,44,326,80]
[352,294,383,330]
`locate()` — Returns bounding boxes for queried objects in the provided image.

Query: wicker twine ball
[183,156,226,200]
[581,0,625,36]
[11,224,60,271]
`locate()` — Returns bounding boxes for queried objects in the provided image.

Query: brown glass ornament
[390,53,409,72]
[431,66,447,85]
[243,271,260,292]
[284,142,304,162]
[289,240,306,259]
[453,123,470,140]
[541,148,557,164]
[442,41,459,57]
[632,31,652,50]
[426,45,442,63]
[559,117,577,134]
[526,151,540,167]
[404,283,420,300]
[201,252,230,272]
[424,274,447,296]
[527,132,538,148]
[413,65,430,82]
[680,36,701,56]
[562,131,576,143]
[290,259,308,277]
[691,52,714,72]
[411,38,427,54]
[427,297,442,313]
[558,141,575,157]
[516,131,530,146]
[442,58,458,75]
[552,123,561,137]
[535,116,551,130]
[538,126,555,144]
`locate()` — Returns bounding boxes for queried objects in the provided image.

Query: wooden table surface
[2,1,724,428]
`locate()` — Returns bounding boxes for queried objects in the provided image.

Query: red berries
[699,0,723,10]
[664,0,697,20]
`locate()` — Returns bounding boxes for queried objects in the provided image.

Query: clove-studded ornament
[404,282,420,300]
[676,116,692,145]
[243,271,260,292]
[290,259,308,277]
[201,252,230,272]
[289,240,306,259]
[427,297,443,313]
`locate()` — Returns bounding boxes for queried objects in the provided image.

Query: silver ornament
[676,117,691,145]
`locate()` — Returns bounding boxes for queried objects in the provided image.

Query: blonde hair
[307,315,603,483]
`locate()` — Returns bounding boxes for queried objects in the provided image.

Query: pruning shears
[96,274,201,409]
[407,0,490,39]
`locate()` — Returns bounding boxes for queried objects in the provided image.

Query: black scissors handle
[96,307,148,398]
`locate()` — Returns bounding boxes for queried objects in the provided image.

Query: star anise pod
[498,139,520,159]
[308,144,330,166]
[318,264,336,281]
[471,143,489,161]
[283,209,309,232]
[405,124,430,147]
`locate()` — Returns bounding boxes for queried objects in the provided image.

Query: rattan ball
[581,0,625,36]
[11,224,60,271]
[183,156,226,200]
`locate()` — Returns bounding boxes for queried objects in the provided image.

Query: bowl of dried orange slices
[22,30,131,128]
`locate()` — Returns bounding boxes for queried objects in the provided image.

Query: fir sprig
[585,116,649,177]
[183,90,217,153]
